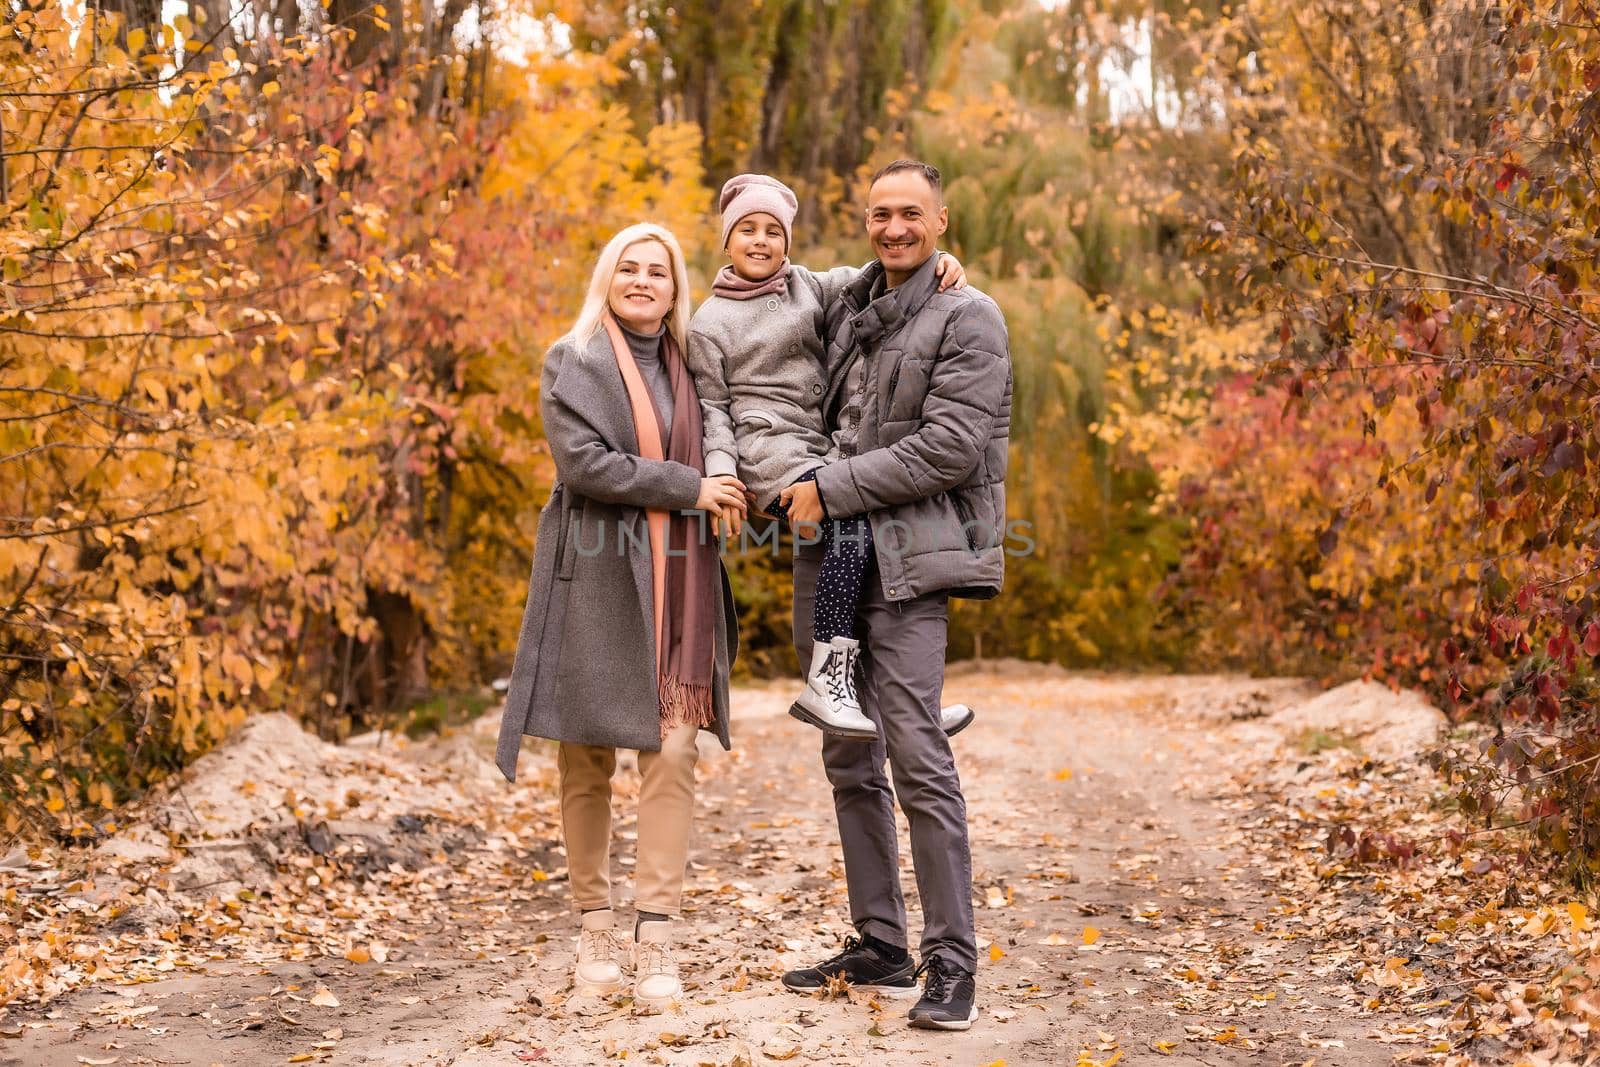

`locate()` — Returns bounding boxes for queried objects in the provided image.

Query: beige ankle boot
[574,909,626,995]
[632,919,682,1011]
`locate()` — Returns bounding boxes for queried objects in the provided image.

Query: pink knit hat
[718,174,798,251]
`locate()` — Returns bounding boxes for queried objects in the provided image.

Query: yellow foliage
[0,1,705,839]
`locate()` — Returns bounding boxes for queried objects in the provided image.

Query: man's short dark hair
[870,159,942,199]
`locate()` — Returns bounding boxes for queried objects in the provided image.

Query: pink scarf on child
[711,258,793,300]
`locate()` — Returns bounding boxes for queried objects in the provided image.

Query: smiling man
[776,160,1013,1031]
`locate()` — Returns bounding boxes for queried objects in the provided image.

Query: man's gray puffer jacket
[814,254,1012,604]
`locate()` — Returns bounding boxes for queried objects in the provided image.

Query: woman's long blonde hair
[565,223,692,351]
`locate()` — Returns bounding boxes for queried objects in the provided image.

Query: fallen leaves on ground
[1191,700,1600,1065]
[1,670,1593,1065]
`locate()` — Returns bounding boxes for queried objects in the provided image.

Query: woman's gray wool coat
[494,329,738,783]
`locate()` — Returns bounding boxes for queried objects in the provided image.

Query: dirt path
[2,665,1435,1066]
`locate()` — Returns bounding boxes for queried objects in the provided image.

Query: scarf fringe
[658,673,714,737]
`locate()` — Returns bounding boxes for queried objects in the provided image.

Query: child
[686,174,976,740]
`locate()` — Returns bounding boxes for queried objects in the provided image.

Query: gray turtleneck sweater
[619,322,674,435]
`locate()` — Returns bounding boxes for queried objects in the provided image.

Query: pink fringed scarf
[602,314,718,738]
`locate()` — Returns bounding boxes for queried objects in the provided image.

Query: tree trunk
[101,0,163,44]
[328,0,389,69]
[366,590,431,714]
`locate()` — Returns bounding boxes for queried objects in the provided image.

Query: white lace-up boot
[789,637,877,740]
[632,919,682,1012]
[573,909,626,995]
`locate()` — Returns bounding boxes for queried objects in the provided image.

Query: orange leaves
[1366,956,1426,993]
[1192,0,1600,873]
[0,1,389,832]
[220,649,255,690]
[344,940,387,966]
[313,145,342,184]
[87,780,118,809]
[2,0,712,842]
[482,54,704,267]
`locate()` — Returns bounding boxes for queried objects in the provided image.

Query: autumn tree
[0,0,703,841]
[1161,0,1600,875]
[567,0,954,203]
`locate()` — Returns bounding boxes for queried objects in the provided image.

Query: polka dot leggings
[771,470,872,643]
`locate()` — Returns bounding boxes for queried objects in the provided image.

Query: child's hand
[934,251,968,291]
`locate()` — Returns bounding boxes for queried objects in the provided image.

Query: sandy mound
[1265,679,1446,762]
[89,711,514,909]
[137,711,490,838]
[1148,674,1321,725]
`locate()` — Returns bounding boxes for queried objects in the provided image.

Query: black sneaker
[780,935,918,996]
[907,954,978,1030]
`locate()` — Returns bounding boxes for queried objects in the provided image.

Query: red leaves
[1541,441,1583,477]
[1316,507,1348,556]
[1328,824,1417,869]
[1494,161,1529,192]
[1503,434,1542,461]
[1193,0,1600,886]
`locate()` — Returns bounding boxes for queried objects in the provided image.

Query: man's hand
[934,251,968,292]
[778,479,825,539]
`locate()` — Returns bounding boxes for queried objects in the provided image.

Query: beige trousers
[556,723,701,916]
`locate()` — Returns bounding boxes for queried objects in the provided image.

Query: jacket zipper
[881,355,901,422]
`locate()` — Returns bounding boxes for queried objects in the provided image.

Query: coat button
[789,343,799,353]
[888,587,898,596]
[811,383,823,396]
[766,298,779,310]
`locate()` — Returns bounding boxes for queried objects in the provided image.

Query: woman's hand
[934,251,968,291]
[697,475,747,539]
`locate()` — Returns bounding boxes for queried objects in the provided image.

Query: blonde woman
[496,223,746,1011]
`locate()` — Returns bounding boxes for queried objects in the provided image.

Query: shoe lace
[824,934,866,967]
[912,955,955,1001]
[823,650,851,701]
[636,938,674,977]
[580,927,621,963]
